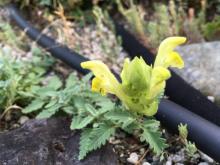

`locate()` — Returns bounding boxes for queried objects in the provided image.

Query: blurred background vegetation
[0,0,219,51]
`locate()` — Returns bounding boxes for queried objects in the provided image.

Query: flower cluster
[81,37,186,116]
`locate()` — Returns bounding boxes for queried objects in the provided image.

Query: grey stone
[0,117,118,165]
[165,160,172,165]
[175,42,220,105]
[198,162,209,165]
[200,152,214,163]
[18,115,29,125]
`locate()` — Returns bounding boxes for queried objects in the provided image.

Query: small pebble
[127,152,139,164]
[18,116,29,125]
[165,160,172,165]
[207,96,215,102]
[120,153,124,157]
[200,152,214,163]
[172,155,183,162]
[139,148,145,155]
[4,113,12,122]
[198,162,209,165]
[11,123,20,129]
[152,155,159,162]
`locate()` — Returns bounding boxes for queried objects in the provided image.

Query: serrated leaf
[89,123,115,149]
[79,123,115,160]
[85,103,98,116]
[104,109,135,128]
[62,106,75,114]
[82,73,93,83]
[17,91,35,97]
[105,109,133,121]
[36,104,62,119]
[140,122,167,155]
[143,119,160,129]
[47,75,62,90]
[36,87,58,97]
[70,115,94,130]
[95,97,115,112]
[65,73,78,88]
[79,128,93,160]
[44,99,58,108]
[22,99,45,113]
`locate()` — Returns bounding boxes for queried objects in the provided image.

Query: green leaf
[65,73,78,88]
[104,109,135,128]
[81,73,93,83]
[79,128,93,160]
[140,120,167,155]
[62,106,75,114]
[36,104,62,119]
[85,103,98,116]
[70,115,94,130]
[22,99,45,113]
[143,119,160,129]
[79,123,116,160]
[47,76,62,90]
[45,99,58,108]
[36,87,58,97]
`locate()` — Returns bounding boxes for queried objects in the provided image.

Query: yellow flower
[80,36,186,117]
[81,60,120,95]
[149,66,171,99]
[154,37,186,69]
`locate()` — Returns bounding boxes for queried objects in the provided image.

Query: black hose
[115,24,220,127]
[5,5,220,162]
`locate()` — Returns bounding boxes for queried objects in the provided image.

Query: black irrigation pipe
[115,24,220,127]
[5,4,220,162]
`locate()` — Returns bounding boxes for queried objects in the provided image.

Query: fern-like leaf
[104,108,135,128]
[22,99,45,113]
[79,122,116,160]
[140,119,167,155]
[36,104,62,119]
[79,128,93,160]
[70,115,94,130]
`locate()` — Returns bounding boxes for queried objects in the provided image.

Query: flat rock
[175,42,220,105]
[0,118,118,165]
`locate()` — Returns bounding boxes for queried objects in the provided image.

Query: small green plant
[0,23,24,50]
[23,37,186,160]
[22,72,167,160]
[202,16,220,40]
[92,6,122,62]
[81,37,186,116]
[0,46,53,114]
[115,0,148,45]
[80,37,186,159]
[178,123,197,157]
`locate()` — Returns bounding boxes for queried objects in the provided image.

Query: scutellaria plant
[23,37,186,160]
[81,37,186,116]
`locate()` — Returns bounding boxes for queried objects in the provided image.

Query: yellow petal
[91,77,106,95]
[81,60,119,95]
[165,52,184,69]
[154,37,186,69]
[151,67,171,86]
[149,67,171,98]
